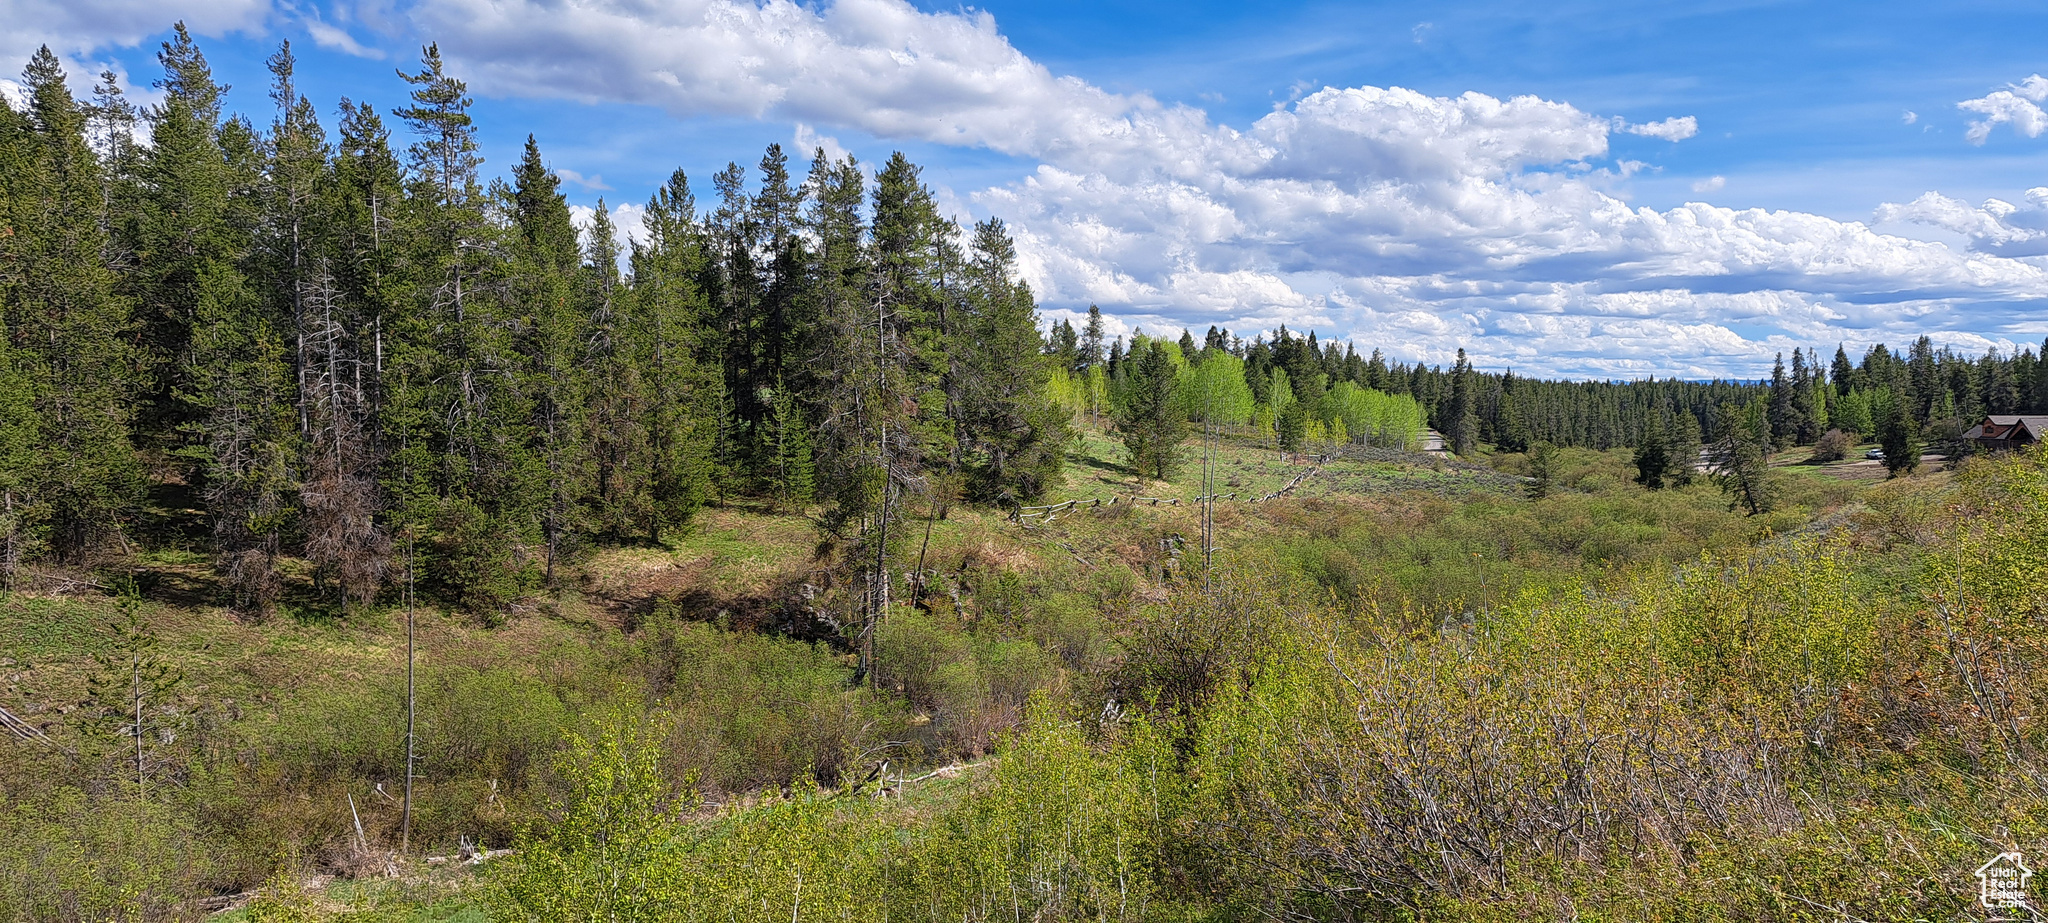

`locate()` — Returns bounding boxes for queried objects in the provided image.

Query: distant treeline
[1073,323,2048,456]
[2,27,2036,613]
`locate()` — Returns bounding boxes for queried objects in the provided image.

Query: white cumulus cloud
[570,201,648,257]
[406,0,1180,167]
[0,0,272,84]
[1877,188,2048,256]
[794,123,854,167]
[1959,74,2048,144]
[1691,175,1726,193]
[1617,115,1698,141]
[983,79,2047,375]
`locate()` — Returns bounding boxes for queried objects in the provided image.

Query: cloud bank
[988,83,2044,376]
[398,0,2048,374]
[407,0,1176,168]
[1878,189,2048,257]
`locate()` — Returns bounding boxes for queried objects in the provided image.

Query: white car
[1865,448,1884,460]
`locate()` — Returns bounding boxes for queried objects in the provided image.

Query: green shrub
[1811,428,1852,462]
[270,661,574,852]
[649,621,903,792]
[874,610,1059,755]
[495,716,687,923]
[277,664,571,791]
[0,786,210,922]
[498,702,1185,923]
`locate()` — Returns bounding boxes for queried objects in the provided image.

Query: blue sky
[7,0,2048,378]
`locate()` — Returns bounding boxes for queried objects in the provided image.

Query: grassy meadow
[3,424,2043,922]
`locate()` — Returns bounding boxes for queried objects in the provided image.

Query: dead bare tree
[401,530,417,855]
[299,271,390,609]
[205,364,294,616]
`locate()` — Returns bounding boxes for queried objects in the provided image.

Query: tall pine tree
[953,218,1067,504]
[625,169,714,540]
[0,49,144,564]
[508,135,588,584]
[1448,349,1479,456]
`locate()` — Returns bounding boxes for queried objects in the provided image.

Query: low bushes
[0,786,209,922]
[1810,427,1853,462]
[494,708,1186,923]
[876,609,1059,756]
[648,619,903,792]
[483,449,2048,922]
[19,448,2048,921]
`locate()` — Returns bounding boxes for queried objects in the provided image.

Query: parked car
[1865,448,1885,460]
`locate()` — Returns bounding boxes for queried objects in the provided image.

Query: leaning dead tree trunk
[0,705,55,746]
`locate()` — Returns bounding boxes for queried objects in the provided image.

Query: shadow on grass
[623,582,847,651]
[130,560,219,611]
[1077,451,1135,479]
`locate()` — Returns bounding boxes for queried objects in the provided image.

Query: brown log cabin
[1964,415,2048,452]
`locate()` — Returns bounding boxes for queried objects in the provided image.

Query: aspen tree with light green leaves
[1188,350,1256,429]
